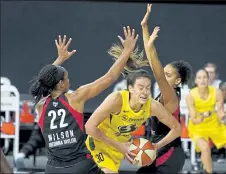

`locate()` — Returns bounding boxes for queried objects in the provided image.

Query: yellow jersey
[189,86,218,128]
[86,90,152,172]
[98,90,151,143]
[188,86,226,153]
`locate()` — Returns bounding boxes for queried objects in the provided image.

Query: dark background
[1,1,226,112]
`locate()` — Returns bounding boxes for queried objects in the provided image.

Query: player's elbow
[85,121,95,136]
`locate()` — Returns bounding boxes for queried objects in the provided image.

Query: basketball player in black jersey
[137,4,192,173]
[29,26,139,173]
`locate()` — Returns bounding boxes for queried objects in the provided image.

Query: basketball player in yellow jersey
[85,69,181,173]
[186,69,226,173]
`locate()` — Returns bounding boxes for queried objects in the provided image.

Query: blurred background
[1,1,226,173]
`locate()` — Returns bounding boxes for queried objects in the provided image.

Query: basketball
[129,138,156,167]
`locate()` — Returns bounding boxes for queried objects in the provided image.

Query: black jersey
[38,93,89,166]
[150,91,181,151]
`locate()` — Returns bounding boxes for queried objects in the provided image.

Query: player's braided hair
[170,60,192,86]
[169,60,192,99]
[29,64,66,105]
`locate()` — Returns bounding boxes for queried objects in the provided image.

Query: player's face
[205,66,216,82]
[195,70,209,88]
[61,71,70,92]
[164,64,181,88]
[129,77,151,104]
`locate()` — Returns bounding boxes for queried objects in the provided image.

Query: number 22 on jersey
[48,109,68,129]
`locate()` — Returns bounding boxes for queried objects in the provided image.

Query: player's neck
[197,87,209,96]
[50,90,62,99]
[129,98,143,112]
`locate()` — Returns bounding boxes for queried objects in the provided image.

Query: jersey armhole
[109,91,123,116]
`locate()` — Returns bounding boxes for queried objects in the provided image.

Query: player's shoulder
[149,99,165,116]
[106,91,123,115]
[108,91,122,103]
[214,87,223,98]
[35,96,49,113]
[150,98,160,108]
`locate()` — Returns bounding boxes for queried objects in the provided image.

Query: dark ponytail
[29,64,66,105]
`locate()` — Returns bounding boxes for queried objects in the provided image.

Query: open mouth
[140,96,147,100]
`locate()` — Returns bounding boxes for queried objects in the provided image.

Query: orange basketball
[129,138,156,167]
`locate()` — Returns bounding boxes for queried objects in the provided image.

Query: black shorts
[136,146,185,173]
[45,158,104,174]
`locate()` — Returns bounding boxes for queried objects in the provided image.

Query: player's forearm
[217,109,225,120]
[52,57,64,66]
[142,26,165,82]
[142,24,152,70]
[156,122,181,149]
[142,24,150,58]
[148,45,165,83]
[86,126,118,148]
[189,112,200,124]
[107,49,131,81]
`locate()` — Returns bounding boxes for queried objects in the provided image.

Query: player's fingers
[58,35,62,45]
[117,36,124,44]
[125,153,134,164]
[135,34,139,41]
[152,143,158,151]
[128,151,137,157]
[131,29,135,38]
[123,26,127,38]
[127,26,131,37]
[65,38,72,49]
[154,26,160,33]
[68,50,76,57]
[62,35,67,45]
[55,40,59,48]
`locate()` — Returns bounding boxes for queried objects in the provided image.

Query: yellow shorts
[86,136,124,173]
[189,121,226,152]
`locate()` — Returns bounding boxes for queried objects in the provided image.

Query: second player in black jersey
[137,4,192,173]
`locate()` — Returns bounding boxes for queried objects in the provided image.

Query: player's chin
[198,84,208,88]
[139,98,147,104]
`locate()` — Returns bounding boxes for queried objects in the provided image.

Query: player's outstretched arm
[141,4,178,112]
[85,92,136,163]
[150,100,181,150]
[74,26,139,103]
[52,35,76,66]
[186,93,203,124]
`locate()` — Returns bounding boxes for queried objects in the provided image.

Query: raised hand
[148,26,160,48]
[55,35,76,63]
[141,4,152,27]
[117,26,139,53]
